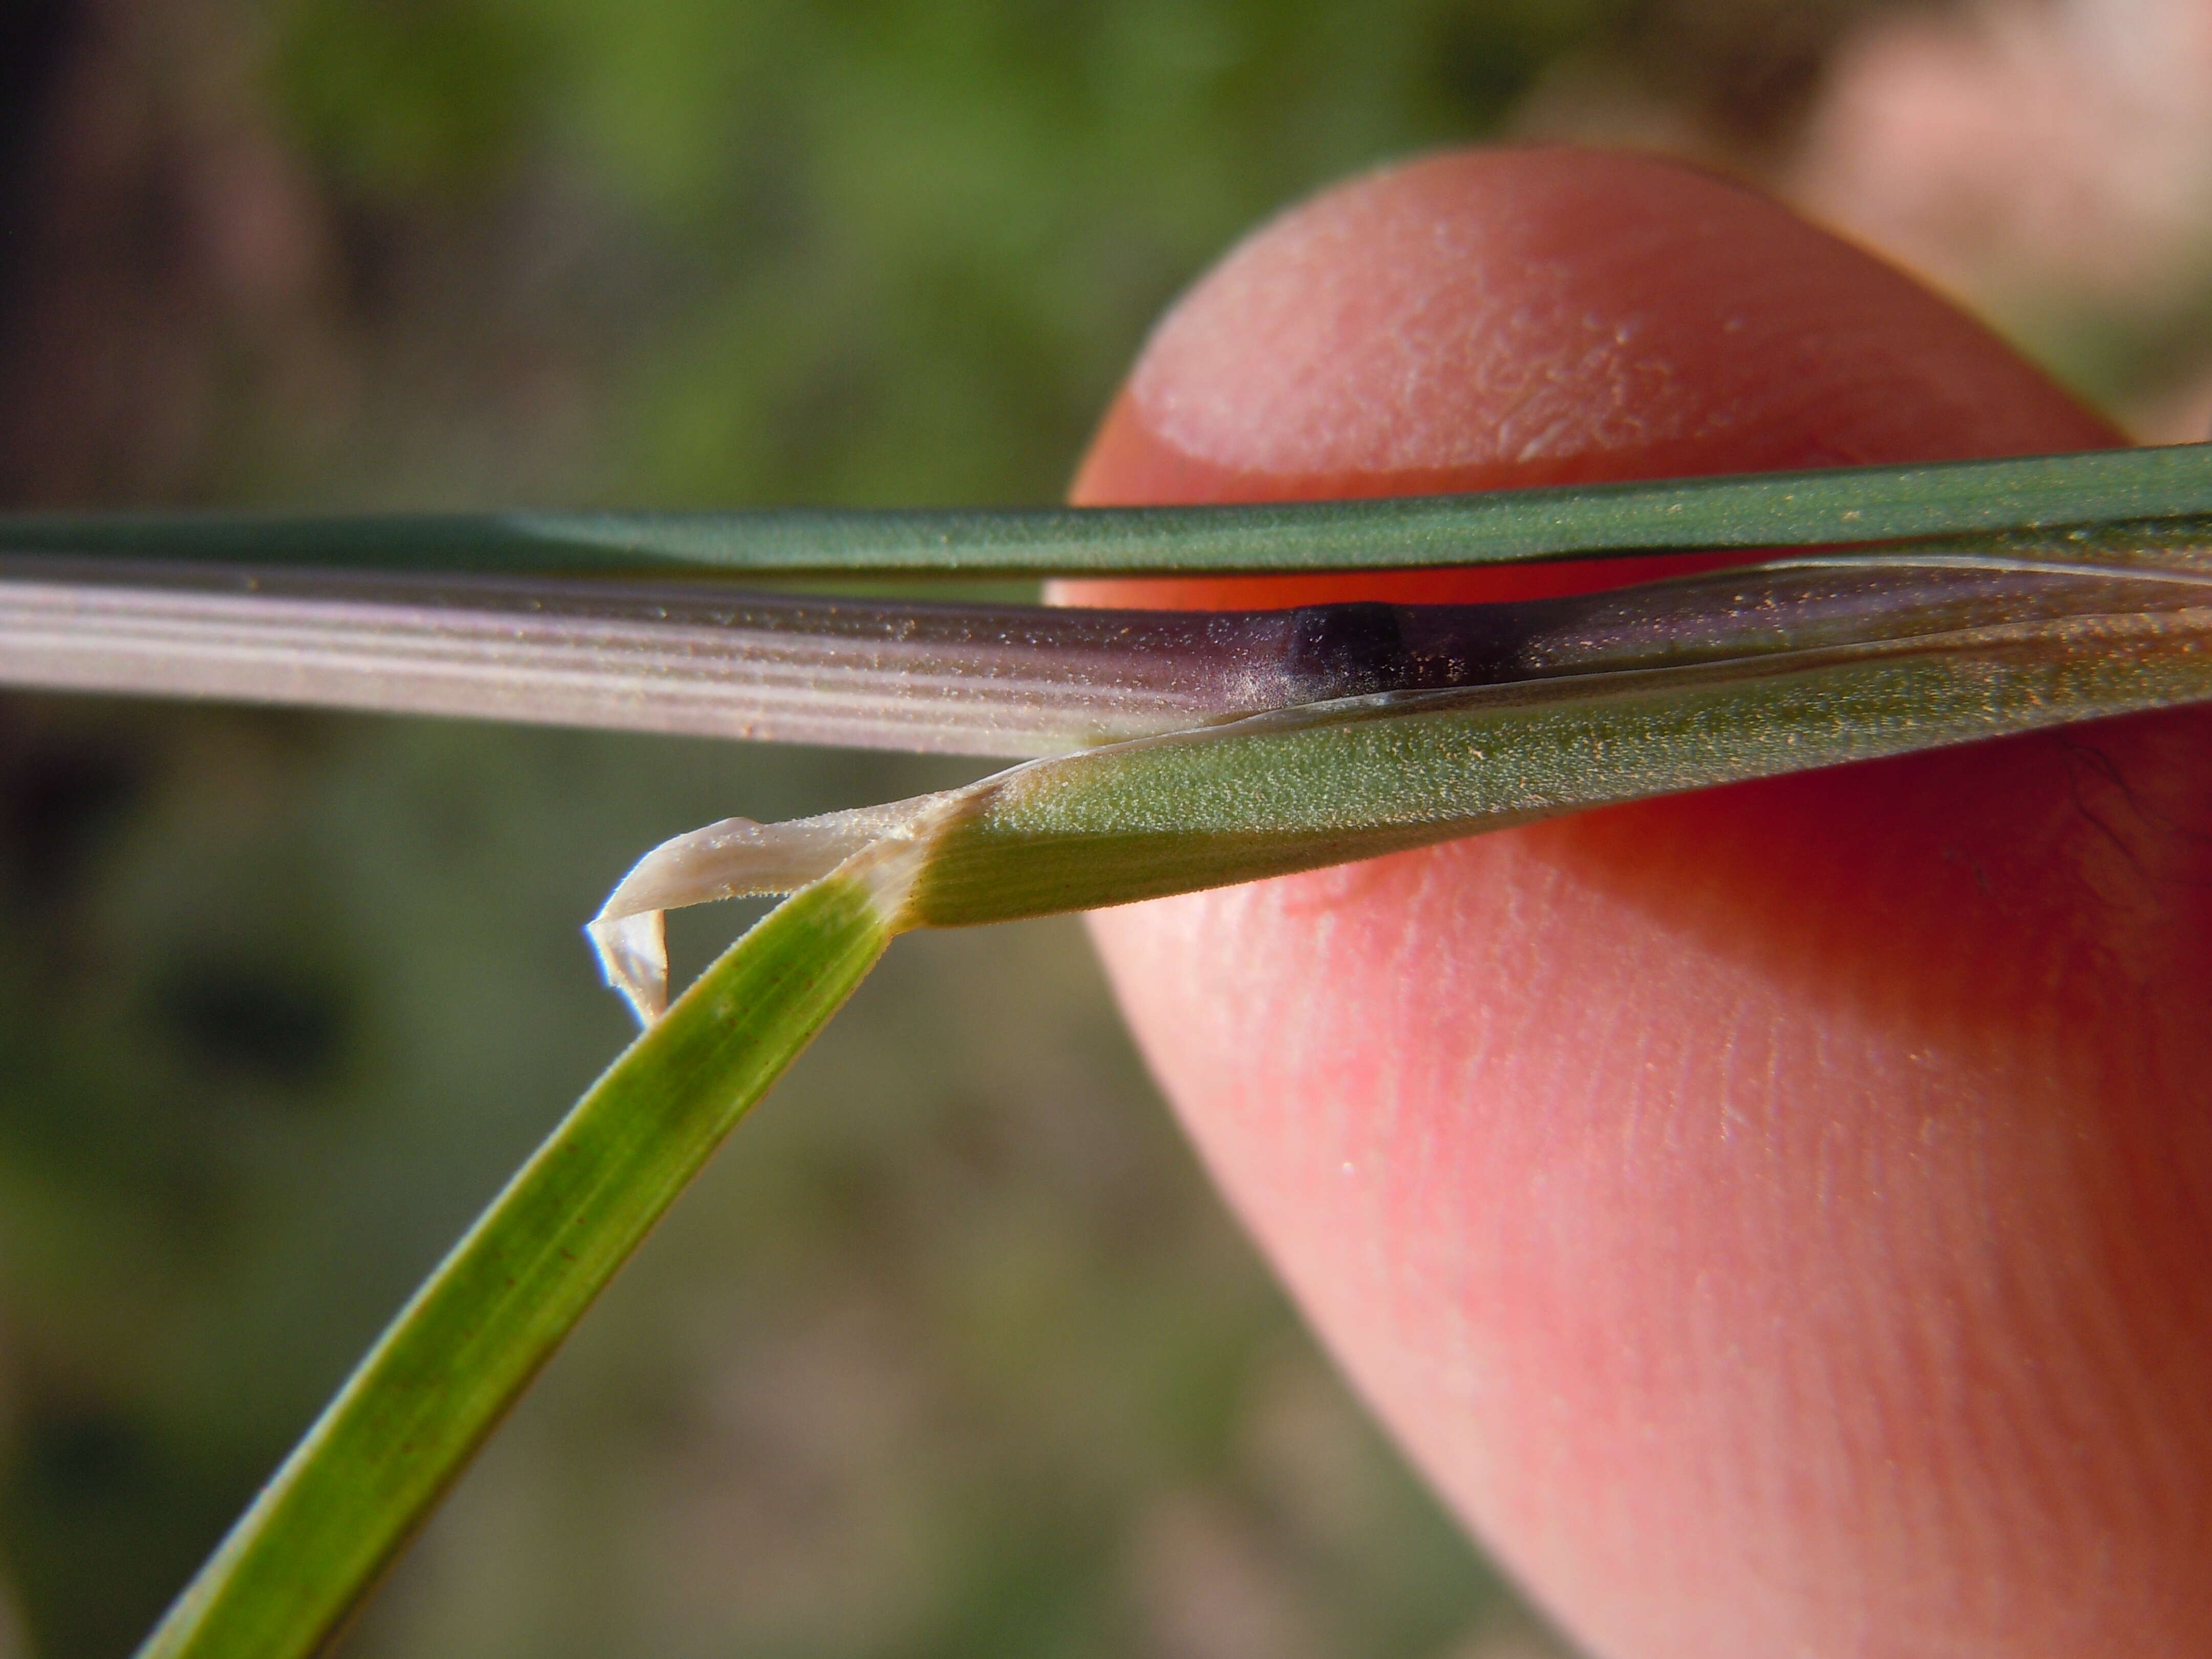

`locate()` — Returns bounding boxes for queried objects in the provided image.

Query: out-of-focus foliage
[2,0,1649,517]
[274,0,1631,509]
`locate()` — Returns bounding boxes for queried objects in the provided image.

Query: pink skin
[1056,150,2212,1658]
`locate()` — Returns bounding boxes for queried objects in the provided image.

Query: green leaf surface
[8,443,2211,579]
[136,868,900,1659]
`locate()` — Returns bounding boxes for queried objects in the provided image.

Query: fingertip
[1061,145,2117,609]
[1065,147,2212,1658]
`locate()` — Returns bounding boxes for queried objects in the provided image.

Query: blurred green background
[1,1,2207,1655]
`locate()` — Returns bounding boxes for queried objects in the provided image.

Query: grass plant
[4,442,2211,1657]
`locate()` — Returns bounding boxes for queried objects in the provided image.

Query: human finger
[1063,148,2212,1658]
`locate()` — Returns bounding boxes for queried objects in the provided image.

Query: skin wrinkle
[1070,149,2212,1656]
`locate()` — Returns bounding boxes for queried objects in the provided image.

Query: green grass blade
[135,861,906,1659]
[6,443,2209,578]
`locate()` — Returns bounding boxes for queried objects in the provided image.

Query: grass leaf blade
[5,444,2209,579]
[136,860,910,1659]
